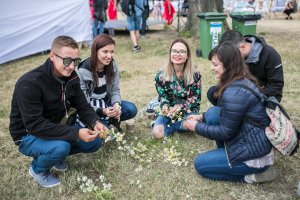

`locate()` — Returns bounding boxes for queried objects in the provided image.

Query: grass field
[0,17,300,200]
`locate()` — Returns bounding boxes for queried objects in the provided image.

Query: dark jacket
[245,35,284,102]
[9,59,100,144]
[195,78,272,165]
[93,0,108,22]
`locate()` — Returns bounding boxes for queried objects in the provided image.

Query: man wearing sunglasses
[207,30,284,106]
[9,36,107,188]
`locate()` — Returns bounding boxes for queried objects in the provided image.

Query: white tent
[0,0,92,64]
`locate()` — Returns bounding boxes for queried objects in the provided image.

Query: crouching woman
[183,43,276,183]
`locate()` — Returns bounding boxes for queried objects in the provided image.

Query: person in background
[108,0,118,20]
[162,0,175,25]
[210,30,284,105]
[152,38,201,139]
[152,0,162,20]
[126,0,147,53]
[93,0,108,37]
[283,0,297,20]
[255,0,269,18]
[77,34,137,130]
[140,0,150,38]
[183,43,276,183]
[9,36,107,188]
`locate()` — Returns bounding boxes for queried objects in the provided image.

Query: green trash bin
[230,13,261,35]
[197,12,227,59]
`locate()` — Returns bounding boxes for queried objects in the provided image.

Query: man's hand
[93,121,108,139]
[78,128,99,142]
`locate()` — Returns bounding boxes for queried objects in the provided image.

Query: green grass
[0,18,300,199]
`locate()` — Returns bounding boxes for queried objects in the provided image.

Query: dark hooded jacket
[245,35,284,102]
[9,59,100,144]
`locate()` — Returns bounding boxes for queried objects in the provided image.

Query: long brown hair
[91,34,115,85]
[164,38,196,85]
[208,42,259,98]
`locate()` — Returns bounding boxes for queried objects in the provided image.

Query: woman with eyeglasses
[183,43,276,183]
[152,38,202,139]
[76,34,137,130]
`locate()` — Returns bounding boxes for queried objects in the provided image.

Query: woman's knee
[194,154,210,177]
[152,125,165,139]
[121,101,138,119]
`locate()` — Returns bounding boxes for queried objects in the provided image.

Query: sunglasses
[54,53,82,67]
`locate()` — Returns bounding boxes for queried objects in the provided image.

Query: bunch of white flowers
[160,145,189,167]
[77,176,98,193]
[77,174,112,193]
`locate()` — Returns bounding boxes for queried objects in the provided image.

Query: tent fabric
[0,0,92,64]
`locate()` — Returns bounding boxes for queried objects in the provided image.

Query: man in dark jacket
[218,30,284,102]
[9,36,107,188]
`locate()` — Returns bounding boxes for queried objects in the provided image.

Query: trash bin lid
[230,13,261,21]
[197,12,227,19]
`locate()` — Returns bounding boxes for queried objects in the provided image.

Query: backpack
[231,84,300,156]
[120,0,135,16]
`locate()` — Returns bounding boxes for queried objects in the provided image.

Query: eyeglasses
[171,49,187,56]
[54,53,82,67]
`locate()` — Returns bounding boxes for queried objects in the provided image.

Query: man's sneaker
[244,165,277,184]
[53,161,68,172]
[132,46,141,53]
[29,165,60,188]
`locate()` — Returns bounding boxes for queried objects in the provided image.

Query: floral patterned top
[155,70,202,115]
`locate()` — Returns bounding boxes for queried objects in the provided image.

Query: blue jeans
[154,113,191,137]
[194,148,269,182]
[19,134,103,174]
[120,100,137,121]
[93,19,105,38]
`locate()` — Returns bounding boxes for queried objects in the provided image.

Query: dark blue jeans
[19,134,103,174]
[194,148,269,182]
[194,106,269,182]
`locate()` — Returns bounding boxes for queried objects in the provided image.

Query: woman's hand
[161,105,169,116]
[167,104,181,117]
[182,119,198,132]
[103,107,118,118]
[113,102,122,121]
[187,114,203,121]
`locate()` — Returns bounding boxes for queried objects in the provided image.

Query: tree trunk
[185,0,226,37]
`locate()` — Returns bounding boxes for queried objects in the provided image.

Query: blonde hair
[163,39,196,85]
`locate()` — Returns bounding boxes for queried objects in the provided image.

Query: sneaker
[53,161,68,172]
[29,165,60,188]
[244,165,277,184]
[132,46,141,53]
